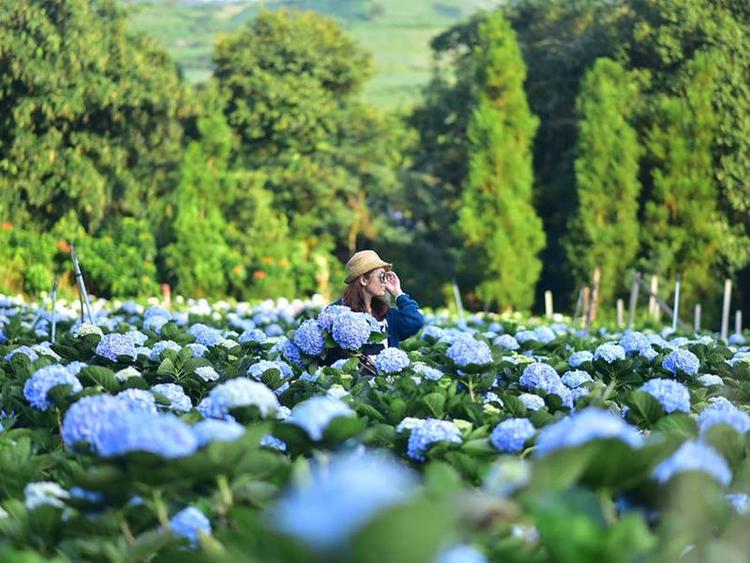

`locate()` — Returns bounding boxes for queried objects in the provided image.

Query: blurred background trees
[0,0,748,325]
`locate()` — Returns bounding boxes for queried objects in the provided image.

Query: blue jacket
[331,294,424,349]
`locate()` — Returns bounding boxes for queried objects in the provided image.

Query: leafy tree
[641,51,723,310]
[0,0,192,234]
[563,58,642,303]
[458,11,544,311]
[163,104,238,297]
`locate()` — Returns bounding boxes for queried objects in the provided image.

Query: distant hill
[124,0,501,108]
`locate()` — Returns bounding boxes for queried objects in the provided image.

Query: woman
[325,250,424,372]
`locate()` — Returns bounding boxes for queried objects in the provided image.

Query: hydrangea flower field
[0,294,749,562]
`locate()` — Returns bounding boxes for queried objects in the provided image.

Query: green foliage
[642,51,723,311]
[0,227,58,294]
[0,0,192,234]
[564,58,643,303]
[76,218,159,297]
[458,10,544,310]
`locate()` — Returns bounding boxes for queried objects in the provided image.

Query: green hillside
[125,0,501,108]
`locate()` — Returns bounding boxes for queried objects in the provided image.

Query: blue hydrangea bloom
[264,323,283,337]
[23,365,83,410]
[697,374,723,387]
[518,393,546,411]
[698,408,750,436]
[639,378,690,413]
[65,361,88,376]
[196,397,234,422]
[170,506,211,545]
[568,350,593,368]
[144,306,171,320]
[194,365,220,382]
[375,348,410,374]
[619,331,651,355]
[331,312,372,351]
[407,418,462,462]
[446,336,492,368]
[412,362,443,381]
[726,493,749,516]
[535,408,644,458]
[207,378,279,418]
[151,383,192,413]
[593,343,626,363]
[421,325,446,342]
[561,370,593,388]
[317,305,352,332]
[662,349,700,376]
[494,334,520,350]
[434,544,488,563]
[188,323,224,347]
[93,333,137,362]
[186,343,209,358]
[125,330,148,346]
[519,363,561,394]
[534,326,556,344]
[192,419,245,446]
[490,418,536,453]
[143,315,170,334]
[652,440,731,486]
[247,360,292,380]
[149,340,182,361]
[293,319,326,357]
[117,389,158,412]
[706,396,738,412]
[488,322,504,334]
[728,333,746,345]
[640,347,659,361]
[260,434,288,452]
[62,395,134,450]
[514,330,536,344]
[549,382,574,409]
[281,338,304,367]
[273,452,416,549]
[96,410,198,458]
[239,328,268,344]
[288,396,354,441]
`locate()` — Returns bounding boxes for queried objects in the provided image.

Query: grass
[125,0,501,108]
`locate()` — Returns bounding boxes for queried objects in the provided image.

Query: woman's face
[361,267,387,297]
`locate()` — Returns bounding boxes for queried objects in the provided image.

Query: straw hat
[345,250,392,284]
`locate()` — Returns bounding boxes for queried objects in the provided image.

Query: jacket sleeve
[391,294,424,341]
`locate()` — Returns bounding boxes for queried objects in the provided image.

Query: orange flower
[253,270,267,280]
[279,258,290,268]
[57,240,72,253]
[1,222,12,230]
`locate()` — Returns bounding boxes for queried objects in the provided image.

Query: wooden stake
[694,304,701,332]
[589,266,601,322]
[672,276,681,332]
[616,299,624,329]
[544,290,553,319]
[50,279,58,343]
[721,279,732,340]
[582,286,591,329]
[452,279,465,322]
[161,283,171,310]
[735,310,742,336]
[572,288,583,323]
[649,275,659,319]
[627,272,640,329]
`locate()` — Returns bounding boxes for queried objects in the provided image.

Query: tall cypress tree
[642,50,722,309]
[458,10,544,311]
[564,58,642,303]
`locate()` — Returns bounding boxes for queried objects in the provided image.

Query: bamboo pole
[452,279,464,322]
[694,304,701,332]
[50,279,58,343]
[71,245,94,324]
[582,286,591,329]
[616,299,624,329]
[589,266,601,322]
[648,275,659,319]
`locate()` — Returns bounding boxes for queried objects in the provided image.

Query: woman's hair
[342,270,390,320]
